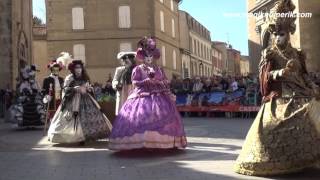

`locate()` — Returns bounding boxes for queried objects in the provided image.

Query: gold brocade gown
[234,47,320,176]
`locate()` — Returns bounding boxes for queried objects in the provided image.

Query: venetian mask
[51,67,60,76]
[74,65,82,77]
[120,59,126,66]
[124,56,133,67]
[29,70,36,79]
[275,31,289,47]
[144,55,153,65]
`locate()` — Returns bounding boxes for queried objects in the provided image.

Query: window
[192,39,195,53]
[197,41,200,56]
[170,0,174,11]
[205,66,207,76]
[72,7,84,30]
[73,44,86,63]
[160,11,165,32]
[173,50,177,70]
[120,42,132,52]
[119,6,131,28]
[162,46,166,66]
[193,62,196,75]
[171,18,175,38]
[205,46,209,59]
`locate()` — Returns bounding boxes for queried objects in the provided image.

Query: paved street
[0,118,319,180]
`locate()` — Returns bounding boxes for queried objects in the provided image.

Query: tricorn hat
[68,60,84,71]
[117,52,137,60]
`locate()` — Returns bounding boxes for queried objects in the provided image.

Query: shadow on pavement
[1,118,320,180]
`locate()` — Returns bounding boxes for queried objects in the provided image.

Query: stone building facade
[247,0,320,74]
[33,25,48,86]
[227,47,241,76]
[0,0,33,89]
[212,41,228,76]
[0,0,12,89]
[46,0,182,83]
[179,10,212,78]
[240,55,250,76]
[211,47,222,76]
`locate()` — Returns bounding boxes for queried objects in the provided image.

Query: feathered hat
[267,0,297,35]
[47,59,63,71]
[68,60,84,71]
[117,52,137,60]
[136,37,161,60]
[56,52,74,69]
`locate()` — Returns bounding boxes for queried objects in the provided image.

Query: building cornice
[248,0,274,13]
[179,10,211,41]
[189,31,212,45]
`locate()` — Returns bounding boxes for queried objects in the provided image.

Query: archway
[17,30,29,81]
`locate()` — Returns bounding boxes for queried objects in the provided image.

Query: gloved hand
[169,93,176,102]
[74,86,87,94]
[43,95,52,104]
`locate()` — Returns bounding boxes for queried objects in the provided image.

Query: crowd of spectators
[3,72,320,118]
[92,75,116,100]
[170,75,259,93]
[169,75,261,106]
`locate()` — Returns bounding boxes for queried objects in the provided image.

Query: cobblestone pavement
[0,118,319,180]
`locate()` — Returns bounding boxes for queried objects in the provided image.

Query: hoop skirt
[234,98,320,176]
[234,47,320,176]
[48,75,112,143]
[109,65,187,150]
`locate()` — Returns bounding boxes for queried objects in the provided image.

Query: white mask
[119,59,125,66]
[275,31,288,47]
[75,68,82,76]
[145,56,153,64]
[124,58,132,67]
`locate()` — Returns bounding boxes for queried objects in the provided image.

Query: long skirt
[234,98,320,176]
[48,94,112,143]
[109,93,187,150]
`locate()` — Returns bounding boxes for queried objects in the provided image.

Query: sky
[33,0,46,22]
[32,0,248,55]
[179,0,248,55]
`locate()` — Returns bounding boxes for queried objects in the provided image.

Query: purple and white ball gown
[109,64,187,150]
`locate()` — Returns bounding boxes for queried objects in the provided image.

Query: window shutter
[171,18,175,37]
[119,6,131,28]
[162,46,166,66]
[73,44,86,63]
[120,43,132,52]
[171,0,174,11]
[72,7,84,30]
[173,50,177,70]
[160,11,165,32]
